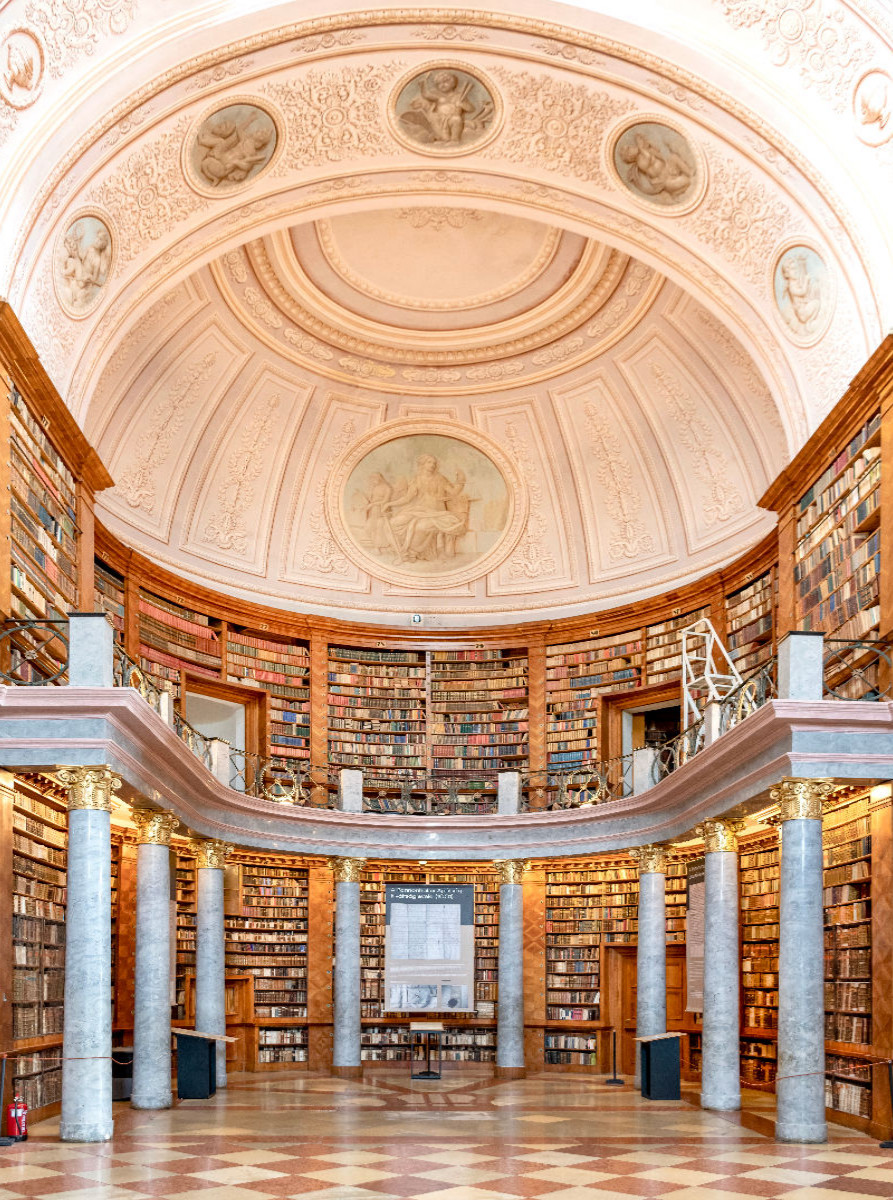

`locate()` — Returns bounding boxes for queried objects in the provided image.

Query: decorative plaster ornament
[853,70,893,146]
[0,28,44,108]
[53,211,114,317]
[326,422,527,590]
[184,99,280,195]
[610,117,705,212]
[389,61,501,155]
[772,242,835,345]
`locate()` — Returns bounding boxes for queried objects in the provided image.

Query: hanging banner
[686,858,705,1012]
[384,883,476,1012]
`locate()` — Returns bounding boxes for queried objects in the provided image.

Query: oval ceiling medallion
[388,61,503,156]
[325,421,528,589]
[608,115,706,214]
[772,242,836,347]
[53,209,115,319]
[183,97,282,196]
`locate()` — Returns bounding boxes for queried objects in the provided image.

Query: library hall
[5,1,893,1198]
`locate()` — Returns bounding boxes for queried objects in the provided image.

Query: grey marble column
[332,857,363,1074]
[496,860,525,1073]
[773,778,834,1143]
[194,840,231,1087]
[131,812,178,1110]
[701,819,741,1111]
[57,767,121,1142]
[632,844,668,1087]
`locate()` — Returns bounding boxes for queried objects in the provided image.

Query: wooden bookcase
[328,646,427,770]
[429,649,529,773]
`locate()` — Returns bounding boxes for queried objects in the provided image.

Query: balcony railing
[823,639,892,701]
[523,755,634,811]
[652,719,705,784]
[0,619,69,685]
[719,660,778,735]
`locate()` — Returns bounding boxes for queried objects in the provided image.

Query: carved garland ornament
[629,843,670,874]
[192,838,233,869]
[769,776,837,821]
[57,766,122,811]
[132,810,179,846]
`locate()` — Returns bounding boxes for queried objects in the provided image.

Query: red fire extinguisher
[5,1095,27,1141]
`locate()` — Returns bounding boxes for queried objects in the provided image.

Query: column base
[494,1066,526,1079]
[60,1120,114,1143]
[331,1064,363,1079]
[700,1092,741,1112]
[775,1120,828,1144]
[130,1093,172,1111]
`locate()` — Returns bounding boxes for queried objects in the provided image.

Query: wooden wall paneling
[526,642,546,775]
[879,392,893,648]
[522,868,546,1071]
[0,773,14,1099]
[75,484,95,612]
[869,797,893,1140]
[307,862,334,1071]
[0,384,11,621]
[114,842,138,1033]
[708,583,728,645]
[124,573,140,658]
[309,633,328,773]
[775,507,797,636]
[223,862,242,917]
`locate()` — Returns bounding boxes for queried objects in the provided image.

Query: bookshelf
[429,649,529,773]
[823,800,872,1120]
[739,835,779,1088]
[645,608,709,685]
[94,559,125,642]
[725,572,775,676]
[328,646,427,770]
[545,631,643,768]
[227,630,310,760]
[794,411,881,643]
[138,589,222,696]
[174,849,196,1020]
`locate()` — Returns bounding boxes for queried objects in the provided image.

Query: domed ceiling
[1,1,890,626]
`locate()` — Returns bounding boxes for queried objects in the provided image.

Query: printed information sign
[384,883,476,1012]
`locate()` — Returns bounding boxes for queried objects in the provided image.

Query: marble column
[57,766,122,1142]
[700,818,742,1111]
[194,839,232,1087]
[772,777,835,1143]
[631,844,669,1087]
[131,810,179,1110]
[332,856,364,1077]
[496,859,527,1077]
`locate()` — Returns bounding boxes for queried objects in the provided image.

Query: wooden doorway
[603,943,690,1075]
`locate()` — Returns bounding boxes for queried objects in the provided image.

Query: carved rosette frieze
[629,843,670,874]
[769,777,837,822]
[331,856,364,883]
[699,817,744,854]
[494,859,530,885]
[57,766,122,812]
[132,810,179,846]
[192,838,233,869]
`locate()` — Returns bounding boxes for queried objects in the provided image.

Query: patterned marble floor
[5,1070,893,1200]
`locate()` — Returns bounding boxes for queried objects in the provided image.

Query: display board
[685,858,705,1012]
[384,884,475,1012]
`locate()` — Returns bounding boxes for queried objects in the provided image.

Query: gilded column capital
[699,818,744,854]
[629,843,669,874]
[494,859,530,885]
[769,777,836,822]
[331,856,364,882]
[132,810,179,846]
[57,766,122,812]
[191,838,232,869]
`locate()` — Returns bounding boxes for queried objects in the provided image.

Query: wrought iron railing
[652,719,705,784]
[227,750,336,808]
[719,659,778,735]
[172,710,214,769]
[362,769,498,815]
[112,645,168,714]
[823,639,892,701]
[524,755,634,811]
[0,619,69,685]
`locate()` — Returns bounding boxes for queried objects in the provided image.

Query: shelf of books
[725,572,775,677]
[328,646,427,770]
[93,559,125,643]
[227,629,310,760]
[138,589,222,697]
[794,412,881,666]
[739,834,779,1089]
[429,649,528,774]
[6,383,78,683]
[174,849,197,1020]
[545,631,643,768]
[645,608,709,685]
[823,799,872,1120]
[10,775,67,1116]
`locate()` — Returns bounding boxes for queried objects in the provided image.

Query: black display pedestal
[410,1022,443,1080]
[636,1033,682,1101]
[173,1030,230,1100]
[112,1046,134,1101]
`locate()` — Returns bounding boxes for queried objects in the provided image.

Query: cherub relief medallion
[0,28,44,109]
[184,99,280,195]
[610,118,705,212]
[390,62,501,155]
[772,243,835,346]
[853,70,893,147]
[53,211,114,318]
